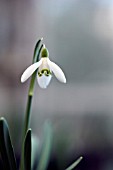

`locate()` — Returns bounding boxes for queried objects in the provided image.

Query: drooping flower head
[21,45,66,88]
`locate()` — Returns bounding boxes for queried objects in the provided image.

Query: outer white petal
[47,59,66,83]
[21,59,42,83]
[37,74,52,89]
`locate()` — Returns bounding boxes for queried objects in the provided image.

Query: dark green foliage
[0,117,17,170]
[24,129,32,170]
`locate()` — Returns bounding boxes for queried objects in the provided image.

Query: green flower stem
[23,71,36,137]
[20,40,43,170]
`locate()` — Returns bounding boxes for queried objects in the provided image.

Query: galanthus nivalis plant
[21,44,66,88]
[0,38,82,170]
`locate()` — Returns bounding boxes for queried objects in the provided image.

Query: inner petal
[38,58,50,71]
[37,74,52,88]
[38,58,52,77]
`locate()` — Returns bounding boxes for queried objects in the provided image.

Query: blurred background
[0,0,113,169]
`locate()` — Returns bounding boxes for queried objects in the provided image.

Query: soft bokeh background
[0,0,113,169]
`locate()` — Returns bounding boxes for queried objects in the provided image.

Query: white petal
[37,74,52,89]
[21,59,42,83]
[47,59,66,83]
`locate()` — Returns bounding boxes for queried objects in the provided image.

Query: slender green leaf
[37,120,53,170]
[33,38,43,63]
[28,43,44,97]
[20,38,43,170]
[31,135,39,170]
[0,117,17,170]
[24,129,32,170]
[65,156,83,170]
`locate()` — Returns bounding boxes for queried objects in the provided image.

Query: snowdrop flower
[21,45,66,88]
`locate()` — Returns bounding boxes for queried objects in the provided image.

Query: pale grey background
[0,0,113,169]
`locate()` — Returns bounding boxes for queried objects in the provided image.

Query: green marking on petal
[38,69,52,77]
[38,72,42,77]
